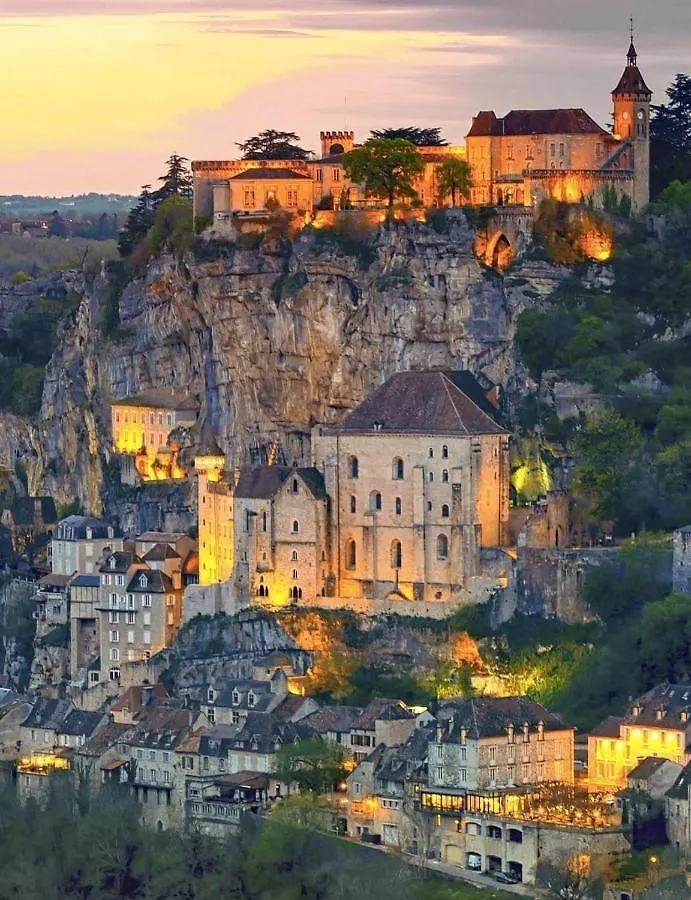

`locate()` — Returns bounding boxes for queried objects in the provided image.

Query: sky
[1,0,690,195]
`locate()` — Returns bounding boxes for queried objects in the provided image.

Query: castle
[192,39,651,219]
[195,371,510,613]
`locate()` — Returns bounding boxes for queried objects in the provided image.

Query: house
[202,672,290,727]
[69,573,102,683]
[626,756,683,800]
[665,762,691,852]
[55,709,107,750]
[35,573,71,627]
[589,684,691,790]
[19,698,73,752]
[51,515,122,576]
[301,705,363,749]
[110,684,171,725]
[348,699,417,762]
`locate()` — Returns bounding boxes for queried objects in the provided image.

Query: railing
[186,799,244,822]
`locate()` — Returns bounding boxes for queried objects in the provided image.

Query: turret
[320,130,355,158]
[612,27,652,209]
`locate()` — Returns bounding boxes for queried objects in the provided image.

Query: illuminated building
[589,684,691,790]
[111,389,199,484]
[195,454,233,586]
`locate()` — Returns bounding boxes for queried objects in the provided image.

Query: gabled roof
[666,762,691,801]
[230,167,311,181]
[302,705,363,735]
[627,756,671,782]
[143,543,181,562]
[213,680,276,714]
[56,515,117,541]
[79,721,131,757]
[58,709,105,738]
[21,698,72,730]
[354,699,415,730]
[436,696,567,741]
[589,716,625,738]
[467,108,607,138]
[234,466,327,500]
[100,550,142,574]
[112,390,199,411]
[336,371,505,436]
[623,683,691,729]
[127,568,175,593]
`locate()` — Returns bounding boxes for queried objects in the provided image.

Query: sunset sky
[2,0,690,195]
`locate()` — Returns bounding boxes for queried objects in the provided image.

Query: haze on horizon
[2,0,690,196]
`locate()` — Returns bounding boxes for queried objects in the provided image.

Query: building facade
[51,516,121,576]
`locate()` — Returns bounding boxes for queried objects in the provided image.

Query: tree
[274,737,348,794]
[343,139,425,211]
[436,158,472,206]
[516,306,570,386]
[118,184,155,257]
[237,129,310,160]
[156,153,193,201]
[537,856,603,900]
[48,210,69,238]
[146,196,194,257]
[650,74,691,197]
[370,127,447,146]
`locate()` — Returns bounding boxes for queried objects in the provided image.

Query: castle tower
[612,30,652,209]
[320,131,355,158]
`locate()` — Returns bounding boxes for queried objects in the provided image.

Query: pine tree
[156,154,193,201]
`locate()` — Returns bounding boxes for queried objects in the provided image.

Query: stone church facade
[195,371,509,611]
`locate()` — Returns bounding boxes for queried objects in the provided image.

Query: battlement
[320,131,354,141]
[320,130,355,158]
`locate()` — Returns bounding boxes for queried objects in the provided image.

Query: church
[192,38,651,218]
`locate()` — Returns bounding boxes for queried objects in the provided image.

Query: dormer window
[139,574,147,588]
[248,692,256,708]
[656,707,665,721]
[207,688,215,704]
[537,721,545,741]
[682,710,689,723]
[86,528,93,540]
[523,722,530,742]
[110,556,116,570]
[632,703,642,717]
[232,690,240,705]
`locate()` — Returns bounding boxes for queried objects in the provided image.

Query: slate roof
[627,756,670,783]
[56,515,117,540]
[58,709,105,738]
[143,543,181,562]
[302,705,363,735]
[337,371,505,436]
[112,390,199,411]
[230,167,311,181]
[70,574,101,588]
[21,698,72,730]
[613,59,652,96]
[467,108,607,138]
[622,683,691,729]
[100,550,142,574]
[234,466,327,500]
[8,496,57,526]
[666,762,691,801]
[436,696,567,741]
[213,680,277,714]
[221,712,314,754]
[354,699,415,731]
[375,724,435,784]
[589,716,625,738]
[127,568,175,593]
[124,707,193,750]
[79,721,131,757]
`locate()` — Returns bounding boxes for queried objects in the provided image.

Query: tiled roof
[58,709,105,738]
[126,568,175,593]
[437,696,567,741]
[666,762,691,800]
[112,390,199,411]
[230,167,311,181]
[302,705,363,735]
[234,466,326,500]
[627,756,670,782]
[589,716,625,738]
[336,371,505,436]
[613,64,652,96]
[143,543,181,562]
[355,699,414,731]
[467,108,607,138]
[38,573,71,589]
[110,684,170,715]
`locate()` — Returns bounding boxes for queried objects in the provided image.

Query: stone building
[69,573,102,684]
[1,496,57,555]
[194,370,509,612]
[111,389,199,484]
[589,683,691,790]
[51,515,121,576]
[672,526,691,594]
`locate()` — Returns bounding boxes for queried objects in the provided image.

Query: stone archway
[487,231,513,269]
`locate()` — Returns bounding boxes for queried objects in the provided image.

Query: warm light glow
[17,754,70,775]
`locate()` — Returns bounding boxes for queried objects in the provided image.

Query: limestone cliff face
[1,219,564,513]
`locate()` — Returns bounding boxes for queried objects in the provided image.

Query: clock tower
[612,31,652,209]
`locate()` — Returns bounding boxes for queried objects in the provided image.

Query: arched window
[442,445,448,459]
[110,648,119,662]
[292,520,300,533]
[350,495,357,514]
[349,456,359,479]
[262,511,267,532]
[442,504,450,518]
[291,550,298,561]
[442,469,449,483]
[391,540,402,569]
[292,569,298,580]
[292,478,299,494]
[428,448,434,458]
[429,472,434,483]
[395,497,402,516]
[392,458,404,480]
[437,534,449,560]
[370,491,382,511]
[345,539,357,570]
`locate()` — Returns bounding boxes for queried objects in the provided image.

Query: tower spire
[627,17,637,66]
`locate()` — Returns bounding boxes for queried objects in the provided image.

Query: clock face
[637,110,645,120]
[623,112,630,121]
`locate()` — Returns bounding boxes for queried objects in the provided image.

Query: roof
[21,698,72,730]
[437,696,567,741]
[182,551,199,575]
[355,699,415,731]
[110,684,170,716]
[467,108,607,138]
[143,543,181,562]
[38,573,71,589]
[79,721,131,757]
[229,167,311,181]
[589,716,625,738]
[56,516,117,541]
[613,60,652,96]
[302,705,363,735]
[137,532,189,544]
[100,550,142,574]
[666,762,691,801]
[213,680,277,714]
[375,724,435,783]
[70,574,101,588]
[8,496,57,526]
[126,568,175,594]
[112,389,199,411]
[623,683,691,729]
[336,371,505,436]
[123,707,193,750]
[58,709,104,738]
[627,756,670,783]
[234,466,327,500]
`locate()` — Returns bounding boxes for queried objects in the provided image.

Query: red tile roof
[467,108,607,138]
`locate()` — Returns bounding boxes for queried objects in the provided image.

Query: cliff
[0,216,566,514]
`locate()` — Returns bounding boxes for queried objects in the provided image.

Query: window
[436,744,443,759]
[395,497,402,516]
[442,469,449,483]
[261,511,267,532]
[110,630,119,643]
[489,767,497,784]
[428,448,434,458]
[550,143,556,157]
[522,764,529,781]
[127,594,134,608]
[333,168,340,182]
[116,575,124,586]
[345,539,357,570]
[143,612,151,626]
[489,745,496,762]
[428,472,434,482]
[436,766,443,780]
[287,190,297,208]
[370,491,382,511]
[392,458,404,480]
[292,520,299,533]
[143,595,152,608]
[349,456,359,479]
[109,611,119,624]
[110,648,119,661]
[316,168,323,182]
[537,763,545,780]
[127,630,135,644]
[442,445,448,459]
[109,666,120,681]
[292,569,298,580]
[291,478,299,494]
[437,534,449,560]
[461,768,467,782]
[350,495,357,513]
[244,189,255,207]
[391,540,402,569]
[127,611,135,625]
[559,142,565,156]
[508,765,515,783]
[144,630,151,645]
[441,504,450,518]
[291,550,298,561]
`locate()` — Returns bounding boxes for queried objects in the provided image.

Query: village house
[34,573,71,627]
[51,515,122,576]
[665,762,691,853]
[589,684,691,790]
[69,572,102,684]
[347,698,418,762]
[201,671,291,727]
[19,698,104,754]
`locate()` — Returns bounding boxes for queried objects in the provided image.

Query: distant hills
[0,193,136,219]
